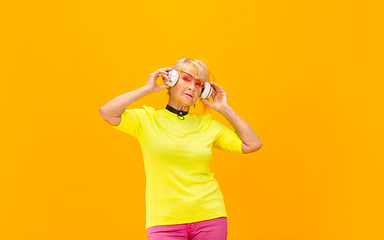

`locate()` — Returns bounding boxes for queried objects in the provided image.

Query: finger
[153,71,162,78]
[159,67,172,73]
[211,82,224,90]
[159,72,170,82]
[161,76,170,83]
[210,82,220,92]
[212,91,217,100]
[159,84,170,90]
[211,82,222,87]
[158,72,167,79]
[156,68,167,74]
[149,72,158,81]
[211,82,225,93]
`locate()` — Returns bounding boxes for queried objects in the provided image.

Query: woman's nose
[187,81,196,91]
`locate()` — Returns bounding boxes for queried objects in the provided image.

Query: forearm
[220,106,262,148]
[100,86,151,117]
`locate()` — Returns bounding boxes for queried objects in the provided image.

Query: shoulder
[142,105,156,112]
[191,113,226,131]
[123,105,156,124]
[195,112,213,120]
[191,113,213,123]
[137,105,157,116]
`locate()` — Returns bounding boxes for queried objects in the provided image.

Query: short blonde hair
[172,57,212,83]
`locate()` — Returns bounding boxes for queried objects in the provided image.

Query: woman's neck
[167,101,191,112]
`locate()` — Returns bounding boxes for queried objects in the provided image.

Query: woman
[99,57,262,240]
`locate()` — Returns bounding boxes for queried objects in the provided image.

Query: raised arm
[99,67,171,126]
[202,82,262,154]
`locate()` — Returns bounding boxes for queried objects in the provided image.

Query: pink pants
[146,217,227,240]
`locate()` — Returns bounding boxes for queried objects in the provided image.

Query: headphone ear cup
[200,82,212,99]
[164,69,179,87]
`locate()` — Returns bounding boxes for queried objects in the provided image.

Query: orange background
[1,0,383,239]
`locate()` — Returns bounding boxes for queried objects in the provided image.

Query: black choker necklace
[166,105,189,120]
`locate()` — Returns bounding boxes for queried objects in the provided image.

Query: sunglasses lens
[180,72,192,82]
[179,72,203,88]
[195,80,204,88]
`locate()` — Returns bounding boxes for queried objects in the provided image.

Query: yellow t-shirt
[111,105,243,229]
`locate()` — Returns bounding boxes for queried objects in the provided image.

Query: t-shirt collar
[165,105,189,120]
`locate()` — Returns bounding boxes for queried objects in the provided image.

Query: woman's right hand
[145,67,172,94]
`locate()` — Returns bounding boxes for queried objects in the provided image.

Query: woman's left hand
[201,82,229,113]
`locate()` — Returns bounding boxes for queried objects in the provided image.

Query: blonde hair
[172,57,214,83]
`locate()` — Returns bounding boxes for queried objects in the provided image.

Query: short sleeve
[210,119,243,154]
[111,105,150,138]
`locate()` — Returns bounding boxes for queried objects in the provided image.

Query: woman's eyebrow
[183,71,202,80]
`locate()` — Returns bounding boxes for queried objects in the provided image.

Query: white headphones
[163,69,212,99]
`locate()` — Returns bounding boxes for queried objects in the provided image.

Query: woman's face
[169,65,203,107]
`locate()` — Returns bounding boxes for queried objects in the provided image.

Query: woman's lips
[184,93,193,98]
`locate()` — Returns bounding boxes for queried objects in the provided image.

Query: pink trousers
[146,217,227,240]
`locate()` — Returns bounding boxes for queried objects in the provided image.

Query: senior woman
[99,57,262,240]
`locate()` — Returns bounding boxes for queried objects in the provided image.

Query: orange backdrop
[1,0,383,239]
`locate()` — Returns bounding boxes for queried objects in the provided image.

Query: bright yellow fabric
[111,105,243,229]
